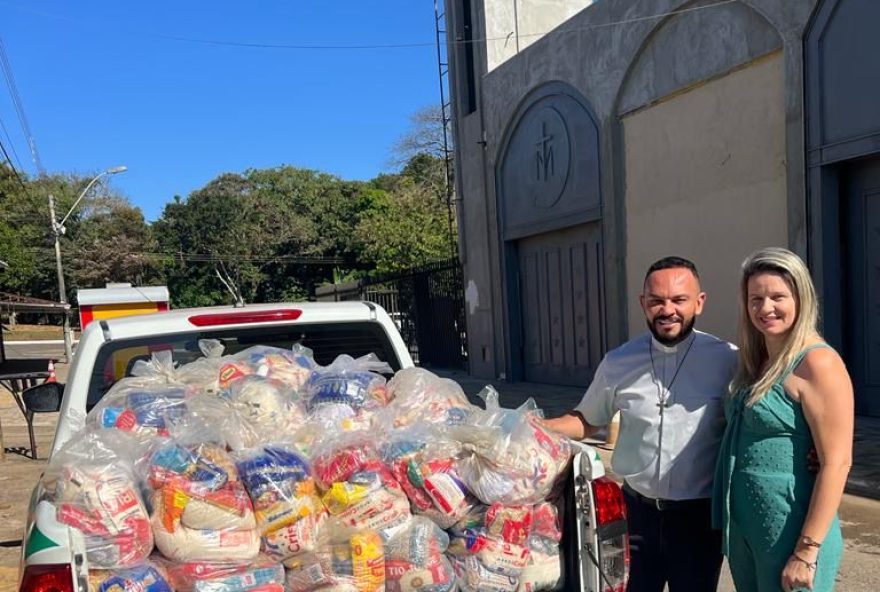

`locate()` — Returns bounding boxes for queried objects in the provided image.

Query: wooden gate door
[517,223,604,386]
[844,158,880,417]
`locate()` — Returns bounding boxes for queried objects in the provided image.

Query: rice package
[46,429,153,568]
[88,562,173,592]
[160,555,286,592]
[235,444,326,560]
[455,388,571,505]
[284,530,385,592]
[147,440,260,562]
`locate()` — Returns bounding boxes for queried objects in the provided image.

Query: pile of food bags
[41,341,573,592]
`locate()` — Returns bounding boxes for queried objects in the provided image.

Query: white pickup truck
[17,302,629,592]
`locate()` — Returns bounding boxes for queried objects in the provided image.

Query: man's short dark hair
[644,256,700,284]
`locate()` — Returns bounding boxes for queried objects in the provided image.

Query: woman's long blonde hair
[732,247,821,405]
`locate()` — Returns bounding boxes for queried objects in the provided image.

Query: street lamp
[48,165,128,362]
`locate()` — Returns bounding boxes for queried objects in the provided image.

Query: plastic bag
[305,354,392,413]
[382,368,472,429]
[311,434,411,541]
[380,427,474,529]
[45,428,153,568]
[235,444,326,560]
[515,503,562,592]
[516,536,562,592]
[384,517,456,592]
[160,555,286,592]
[450,555,520,592]
[224,375,306,438]
[147,437,260,562]
[284,530,385,592]
[88,383,191,438]
[88,561,173,592]
[455,387,571,505]
[175,340,229,396]
[219,345,315,393]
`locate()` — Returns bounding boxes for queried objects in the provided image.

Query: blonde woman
[713,247,853,592]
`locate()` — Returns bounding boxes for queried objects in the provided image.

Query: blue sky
[0,1,442,220]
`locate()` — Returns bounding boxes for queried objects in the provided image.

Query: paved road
[2,341,67,360]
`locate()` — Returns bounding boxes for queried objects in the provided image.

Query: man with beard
[544,256,737,592]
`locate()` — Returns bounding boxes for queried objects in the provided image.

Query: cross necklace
[649,332,696,413]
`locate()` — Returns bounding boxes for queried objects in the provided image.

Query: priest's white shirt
[575,330,737,500]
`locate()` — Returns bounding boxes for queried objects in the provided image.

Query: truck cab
[18,302,628,592]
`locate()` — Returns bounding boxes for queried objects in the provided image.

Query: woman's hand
[781,550,817,592]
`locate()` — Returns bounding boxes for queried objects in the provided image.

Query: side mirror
[22,382,64,413]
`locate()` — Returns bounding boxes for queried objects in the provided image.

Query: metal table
[0,358,53,459]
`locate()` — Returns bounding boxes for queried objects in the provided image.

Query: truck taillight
[19,564,73,592]
[592,476,626,525]
[591,476,630,592]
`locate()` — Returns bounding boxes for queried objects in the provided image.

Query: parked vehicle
[18,302,628,592]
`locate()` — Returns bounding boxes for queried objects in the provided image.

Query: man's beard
[647,314,697,346]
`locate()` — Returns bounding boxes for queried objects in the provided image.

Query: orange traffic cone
[45,360,57,383]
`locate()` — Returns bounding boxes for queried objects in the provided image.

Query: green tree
[355,176,452,274]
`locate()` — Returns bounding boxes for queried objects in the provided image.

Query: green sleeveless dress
[713,345,843,591]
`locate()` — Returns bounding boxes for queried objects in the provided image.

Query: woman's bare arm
[789,347,854,554]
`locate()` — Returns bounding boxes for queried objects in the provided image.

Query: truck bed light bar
[188,309,302,327]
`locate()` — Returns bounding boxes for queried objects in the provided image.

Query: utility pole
[48,194,73,363]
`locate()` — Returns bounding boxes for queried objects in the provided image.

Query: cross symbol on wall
[535,121,555,181]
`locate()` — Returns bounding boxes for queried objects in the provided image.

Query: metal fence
[316,259,468,369]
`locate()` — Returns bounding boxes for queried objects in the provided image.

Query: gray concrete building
[445,0,880,416]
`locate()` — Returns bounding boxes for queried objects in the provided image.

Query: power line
[0,137,30,194]
[21,246,352,265]
[3,1,737,52]
[0,114,26,174]
[0,36,43,174]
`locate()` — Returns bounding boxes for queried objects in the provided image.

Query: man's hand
[542,411,598,441]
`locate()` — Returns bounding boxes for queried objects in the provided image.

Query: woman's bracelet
[790,553,818,571]
[799,535,822,549]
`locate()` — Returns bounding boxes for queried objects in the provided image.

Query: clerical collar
[650,331,696,354]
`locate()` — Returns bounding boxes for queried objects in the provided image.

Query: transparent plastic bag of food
[145,428,260,562]
[87,381,193,439]
[223,374,307,441]
[158,554,285,592]
[305,354,392,414]
[234,443,326,560]
[175,339,229,396]
[219,344,316,393]
[380,367,473,429]
[88,560,173,592]
[454,387,571,505]
[380,425,474,529]
[283,529,385,592]
[311,433,411,540]
[384,516,456,592]
[44,428,153,568]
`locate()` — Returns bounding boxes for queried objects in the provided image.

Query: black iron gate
[338,259,468,369]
